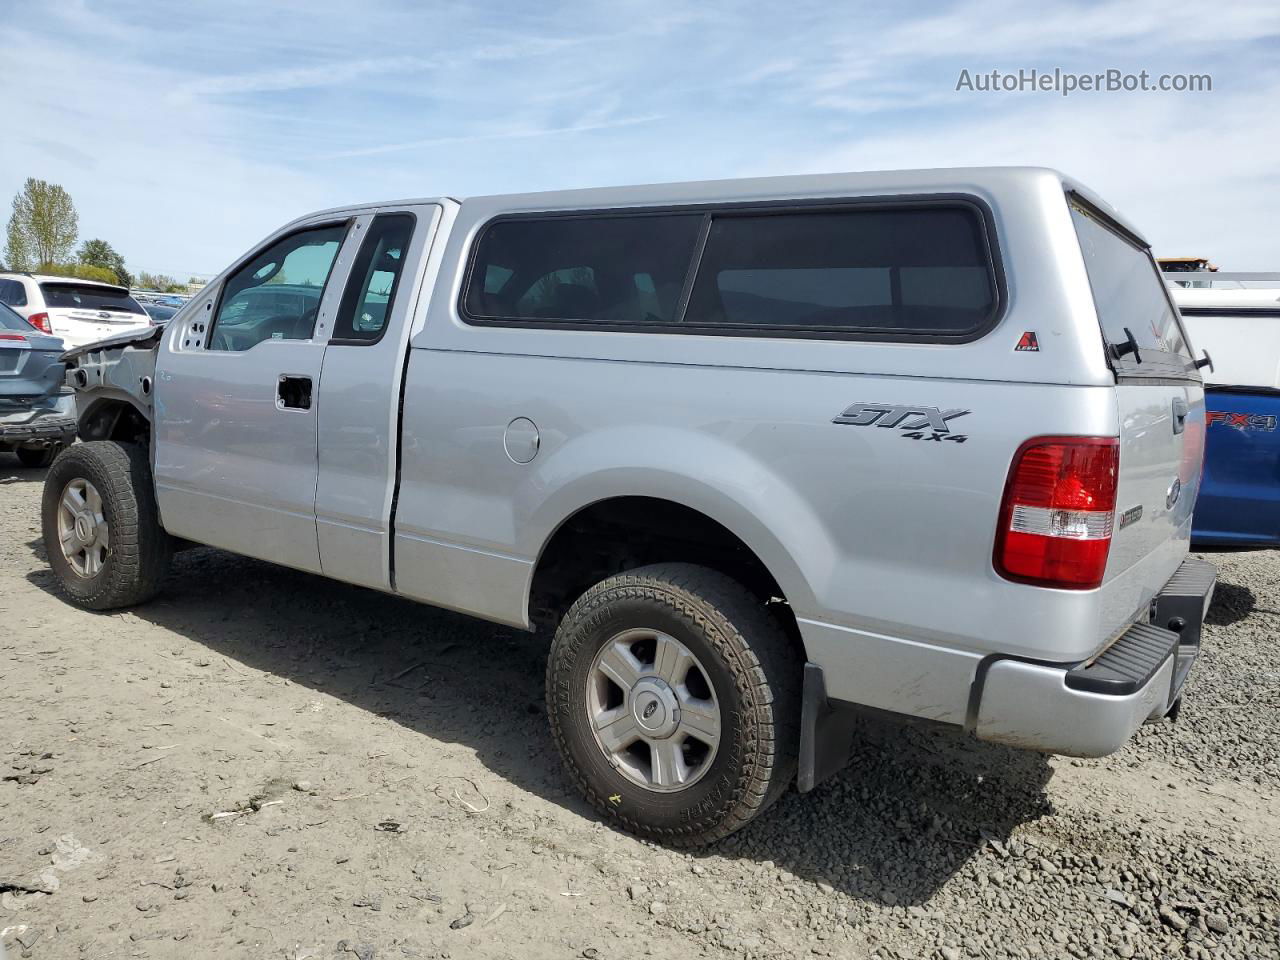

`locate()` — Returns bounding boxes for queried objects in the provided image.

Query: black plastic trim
[1064,622,1179,695]
[1178,307,1280,318]
[798,662,862,793]
[0,417,76,440]
[457,194,1008,345]
[1151,555,1216,656]
[1205,383,1280,398]
[1066,191,1150,250]
[328,212,418,347]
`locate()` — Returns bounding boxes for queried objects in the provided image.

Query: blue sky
[4,0,1279,278]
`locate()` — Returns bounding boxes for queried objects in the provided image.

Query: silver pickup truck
[43,167,1215,845]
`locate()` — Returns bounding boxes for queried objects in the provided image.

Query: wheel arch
[526,487,820,661]
[77,394,151,445]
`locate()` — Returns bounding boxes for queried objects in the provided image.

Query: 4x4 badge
[833,403,970,443]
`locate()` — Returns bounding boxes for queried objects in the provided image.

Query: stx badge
[833,403,970,443]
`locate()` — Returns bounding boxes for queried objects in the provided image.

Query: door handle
[1171,397,1188,434]
[277,375,312,411]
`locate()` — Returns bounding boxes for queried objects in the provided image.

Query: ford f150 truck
[43,168,1215,845]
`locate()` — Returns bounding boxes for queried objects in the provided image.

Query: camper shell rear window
[1069,196,1194,373]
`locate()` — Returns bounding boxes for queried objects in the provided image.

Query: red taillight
[0,332,27,341]
[995,436,1119,590]
[27,312,52,334]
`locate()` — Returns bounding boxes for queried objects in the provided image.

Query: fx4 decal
[1206,411,1278,432]
[833,403,971,443]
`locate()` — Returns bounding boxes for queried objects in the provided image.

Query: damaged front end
[60,325,163,444]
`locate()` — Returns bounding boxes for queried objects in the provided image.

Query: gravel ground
[1,452,1277,960]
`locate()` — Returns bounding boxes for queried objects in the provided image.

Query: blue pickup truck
[1170,274,1280,546]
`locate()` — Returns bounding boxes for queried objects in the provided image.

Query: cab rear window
[40,282,146,314]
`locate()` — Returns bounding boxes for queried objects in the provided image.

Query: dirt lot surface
[2,453,1278,960]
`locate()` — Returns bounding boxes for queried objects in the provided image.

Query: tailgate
[1108,382,1203,578]
[48,307,152,345]
[1069,196,1204,589]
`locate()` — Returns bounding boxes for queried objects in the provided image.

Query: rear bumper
[970,556,1215,756]
[797,557,1216,789]
[0,394,78,447]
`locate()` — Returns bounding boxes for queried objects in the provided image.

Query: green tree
[40,262,120,284]
[136,271,187,292]
[5,211,30,270]
[77,238,132,287]
[5,178,78,270]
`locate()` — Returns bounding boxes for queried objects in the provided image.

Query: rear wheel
[17,444,60,469]
[41,441,172,610]
[546,563,799,846]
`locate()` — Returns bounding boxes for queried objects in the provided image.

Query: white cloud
[321,114,664,160]
[756,75,1280,268]
[3,0,1278,275]
[171,57,437,101]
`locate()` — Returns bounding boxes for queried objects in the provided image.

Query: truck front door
[152,219,358,573]
[314,203,442,590]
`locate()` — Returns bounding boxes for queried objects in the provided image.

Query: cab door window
[209,223,348,352]
[331,214,416,344]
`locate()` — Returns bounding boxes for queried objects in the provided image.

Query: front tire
[546,563,799,846]
[41,441,172,610]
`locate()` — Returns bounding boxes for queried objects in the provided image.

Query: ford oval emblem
[1166,478,1182,510]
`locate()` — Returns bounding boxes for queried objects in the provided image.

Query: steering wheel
[298,306,320,338]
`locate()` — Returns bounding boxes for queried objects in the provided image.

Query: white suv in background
[0,273,153,349]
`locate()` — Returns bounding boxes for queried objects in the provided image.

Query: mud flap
[797,662,861,793]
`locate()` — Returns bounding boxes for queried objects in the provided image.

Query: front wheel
[546,563,799,846]
[41,441,172,610]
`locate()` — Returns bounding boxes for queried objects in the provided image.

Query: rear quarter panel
[397,345,1168,652]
